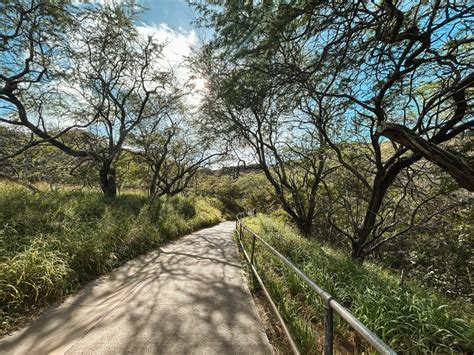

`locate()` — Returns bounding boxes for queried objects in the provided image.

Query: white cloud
[136,24,205,107]
[137,23,196,67]
[72,0,135,5]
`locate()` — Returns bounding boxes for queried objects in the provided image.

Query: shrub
[0,185,222,334]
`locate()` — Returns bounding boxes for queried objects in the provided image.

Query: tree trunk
[351,172,388,262]
[148,168,160,198]
[296,217,313,237]
[99,163,117,198]
[351,242,366,262]
[149,183,156,198]
[350,160,411,262]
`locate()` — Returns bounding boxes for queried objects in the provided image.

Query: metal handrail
[236,212,396,355]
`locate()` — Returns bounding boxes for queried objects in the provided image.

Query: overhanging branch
[377,122,474,191]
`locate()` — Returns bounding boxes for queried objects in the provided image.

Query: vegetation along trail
[0,222,271,354]
[1,0,472,353]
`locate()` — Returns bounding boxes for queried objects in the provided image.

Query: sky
[133,0,208,106]
[139,0,196,31]
[83,0,203,80]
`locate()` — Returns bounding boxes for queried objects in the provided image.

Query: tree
[56,5,181,197]
[1,2,180,197]
[132,113,224,197]
[192,0,473,259]
[0,0,77,162]
[195,52,330,235]
[298,1,473,260]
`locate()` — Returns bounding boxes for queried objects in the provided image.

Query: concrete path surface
[0,222,272,355]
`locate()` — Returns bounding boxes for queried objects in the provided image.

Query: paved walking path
[0,222,272,354]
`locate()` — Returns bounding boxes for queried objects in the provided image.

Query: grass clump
[241,215,473,354]
[0,185,222,334]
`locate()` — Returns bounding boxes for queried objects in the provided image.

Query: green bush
[241,215,473,353]
[192,171,279,219]
[0,185,222,334]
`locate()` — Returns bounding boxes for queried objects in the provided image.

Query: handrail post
[324,299,333,355]
[250,234,256,265]
[236,221,241,252]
